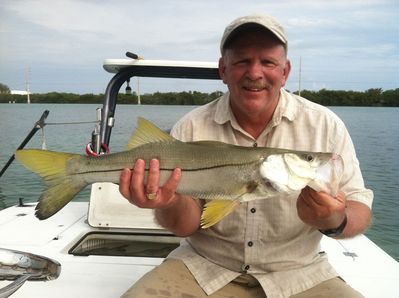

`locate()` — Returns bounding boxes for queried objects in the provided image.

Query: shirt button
[253,142,258,147]
[248,241,253,247]
[250,208,256,213]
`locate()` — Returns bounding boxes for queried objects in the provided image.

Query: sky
[0,0,398,94]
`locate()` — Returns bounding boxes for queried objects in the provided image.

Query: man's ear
[218,57,228,84]
[281,59,291,87]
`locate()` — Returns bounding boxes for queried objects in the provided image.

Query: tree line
[0,84,398,106]
[297,88,399,107]
[0,90,225,105]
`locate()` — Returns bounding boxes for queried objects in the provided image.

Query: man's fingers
[119,168,132,198]
[301,187,337,207]
[298,187,319,210]
[119,159,146,205]
[119,158,182,209]
[146,159,160,195]
[160,168,182,198]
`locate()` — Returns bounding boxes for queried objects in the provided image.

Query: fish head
[259,152,343,195]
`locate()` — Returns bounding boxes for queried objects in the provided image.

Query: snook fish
[16,117,344,228]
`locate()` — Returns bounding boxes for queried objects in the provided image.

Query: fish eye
[304,154,314,162]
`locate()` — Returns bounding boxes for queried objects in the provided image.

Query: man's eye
[234,59,249,65]
[262,61,277,68]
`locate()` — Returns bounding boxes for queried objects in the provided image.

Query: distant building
[10,90,31,103]
[10,90,32,95]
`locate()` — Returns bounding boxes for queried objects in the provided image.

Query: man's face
[219,30,291,118]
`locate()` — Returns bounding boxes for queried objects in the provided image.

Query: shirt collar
[214,92,249,135]
[271,88,297,125]
[214,92,233,125]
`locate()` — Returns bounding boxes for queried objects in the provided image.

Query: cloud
[0,0,398,93]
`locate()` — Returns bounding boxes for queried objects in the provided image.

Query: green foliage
[0,88,398,106]
[0,83,10,94]
[295,88,399,106]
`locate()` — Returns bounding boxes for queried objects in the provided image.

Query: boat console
[89,52,219,155]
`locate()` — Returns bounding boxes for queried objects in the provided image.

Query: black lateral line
[75,161,256,175]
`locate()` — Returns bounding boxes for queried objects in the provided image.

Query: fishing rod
[0,110,49,178]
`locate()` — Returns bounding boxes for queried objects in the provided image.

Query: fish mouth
[329,154,344,180]
[308,153,344,196]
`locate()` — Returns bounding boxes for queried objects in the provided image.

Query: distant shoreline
[0,88,398,107]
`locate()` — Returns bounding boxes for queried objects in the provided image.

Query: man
[119,14,373,298]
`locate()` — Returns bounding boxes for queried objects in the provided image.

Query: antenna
[26,66,31,104]
[298,57,302,97]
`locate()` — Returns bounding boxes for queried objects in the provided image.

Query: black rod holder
[0,110,49,178]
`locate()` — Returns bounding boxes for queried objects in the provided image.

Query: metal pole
[137,77,141,105]
[26,66,31,104]
[298,56,302,97]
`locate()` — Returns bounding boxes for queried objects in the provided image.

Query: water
[0,104,196,207]
[0,104,398,261]
[329,107,399,260]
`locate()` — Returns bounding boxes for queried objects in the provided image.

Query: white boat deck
[0,202,162,297]
[1,183,399,297]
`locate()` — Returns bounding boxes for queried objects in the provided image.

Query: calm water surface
[0,104,398,261]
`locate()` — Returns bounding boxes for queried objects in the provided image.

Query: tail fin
[15,149,87,219]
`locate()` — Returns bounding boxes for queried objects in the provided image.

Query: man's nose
[246,62,263,80]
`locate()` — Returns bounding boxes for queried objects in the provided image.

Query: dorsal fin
[128,117,175,149]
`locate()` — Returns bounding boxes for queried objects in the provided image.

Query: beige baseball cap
[220,14,288,53]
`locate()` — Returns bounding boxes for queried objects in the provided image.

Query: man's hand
[296,186,347,231]
[119,158,182,209]
[119,158,201,236]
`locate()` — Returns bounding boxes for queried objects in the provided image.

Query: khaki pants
[121,259,364,298]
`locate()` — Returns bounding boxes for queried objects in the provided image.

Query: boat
[1,53,399,298]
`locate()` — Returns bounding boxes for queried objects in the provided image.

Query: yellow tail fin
[201,200,240,228]
[15,149,87,219]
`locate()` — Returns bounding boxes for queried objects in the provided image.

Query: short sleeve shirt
[167,89,373,298]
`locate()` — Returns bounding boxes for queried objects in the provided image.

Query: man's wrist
[319,214,348,237]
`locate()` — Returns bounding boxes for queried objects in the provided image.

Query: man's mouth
[244,86,264,92]
[242,82,267,92]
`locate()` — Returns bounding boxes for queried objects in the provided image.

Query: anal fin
[200,181,258,228]
[201,200,240,229]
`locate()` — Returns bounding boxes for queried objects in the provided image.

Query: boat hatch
[69,232,181,257]
[88,182,167,229]
[85,182,181,258]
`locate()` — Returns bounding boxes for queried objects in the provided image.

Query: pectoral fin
[201,200,240,229]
